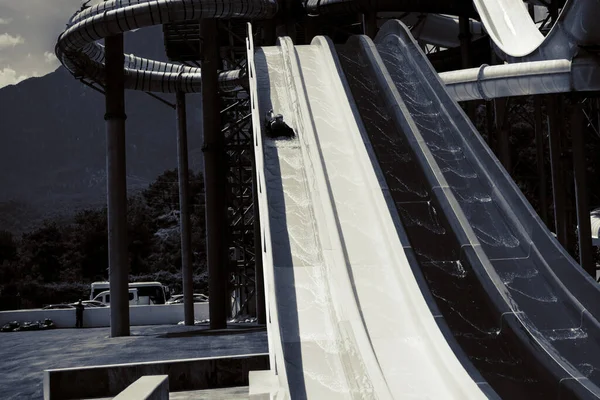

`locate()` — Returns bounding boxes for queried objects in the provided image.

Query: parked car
[42,304,75,310]
[166,294,208,304]
[92,289,140,305]
[70,300,107,308]
[43,300,108,310]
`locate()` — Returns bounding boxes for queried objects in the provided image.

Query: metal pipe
[201,19,228,330]
[105,33,130,338]
[176,91,195,326]
[440,59,572,102]
[571,104,595,277]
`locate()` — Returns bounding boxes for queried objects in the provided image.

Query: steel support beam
[549,0,559,22]
[548,95,568,246]
[253,160,266,325]
[534,96,548,225]
[571,104,595,277]
[105,33,130,337]
[362,12,378,38]
[485,99,495,151]
[494,98,511,172]
[303,16,319,43]
[176,91,195,325]
[201,19,228,329]
[459,16,472,69]
[459,16,476,121]
[263,20,277,46]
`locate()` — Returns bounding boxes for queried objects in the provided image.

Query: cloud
[44,51,58,66]
[0,67,29,87]
[0,18,12,25]
[0,33,24,49]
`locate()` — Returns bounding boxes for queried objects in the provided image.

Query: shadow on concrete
[157,324,266,338]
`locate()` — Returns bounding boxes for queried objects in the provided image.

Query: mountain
[0,26,203,233]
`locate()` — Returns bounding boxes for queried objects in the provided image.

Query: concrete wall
[0,303,209,328]
[44,353,269,400]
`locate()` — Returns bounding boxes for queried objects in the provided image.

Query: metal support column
[485,99,495,150]
[362,13,378,38]
[459,16,475,121]
[459,17,473,68]
[534,96,548,224]
[495,98,511,172]
[548,95,568,246]
[263,20,277,46]
[304,17,319,43]
[571,104,594,276]
[176,91,194,325]
[549,0,559,22]
[105,33,130,337]
[201,19,228,329]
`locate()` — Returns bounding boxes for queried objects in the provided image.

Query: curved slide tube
[473,0,600,62]
[371,19,600,398]
[56,0,277,93]
[248,26,488,399]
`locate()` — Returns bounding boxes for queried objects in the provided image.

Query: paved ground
[1,324,267,400]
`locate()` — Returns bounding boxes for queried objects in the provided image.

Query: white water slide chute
[247,27,489,399]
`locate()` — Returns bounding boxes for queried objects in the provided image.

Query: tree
[61,208,109,281]
[143,169,205,218]
[0,230,17,264]
[19,222,66,283]
[142,169,207,271]
[127,194,154,275]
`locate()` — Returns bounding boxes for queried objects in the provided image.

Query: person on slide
[265,109,295,139]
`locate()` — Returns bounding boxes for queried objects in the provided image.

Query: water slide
[354,19,600,398]
[55,0,600,398]
[473,0,600,62]
[248,16,600,400]
[247,27,490,399]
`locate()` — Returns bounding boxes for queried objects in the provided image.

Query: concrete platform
[91,386,251,400]
[172,387,250,399]
[1,324,267,400]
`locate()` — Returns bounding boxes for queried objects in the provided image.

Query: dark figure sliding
[265,110,295,139]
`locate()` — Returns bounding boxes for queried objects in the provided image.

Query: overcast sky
[0,0,97,88]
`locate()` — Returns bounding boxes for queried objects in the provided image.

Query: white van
[93,288,139,305]
[90,281,168,305]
